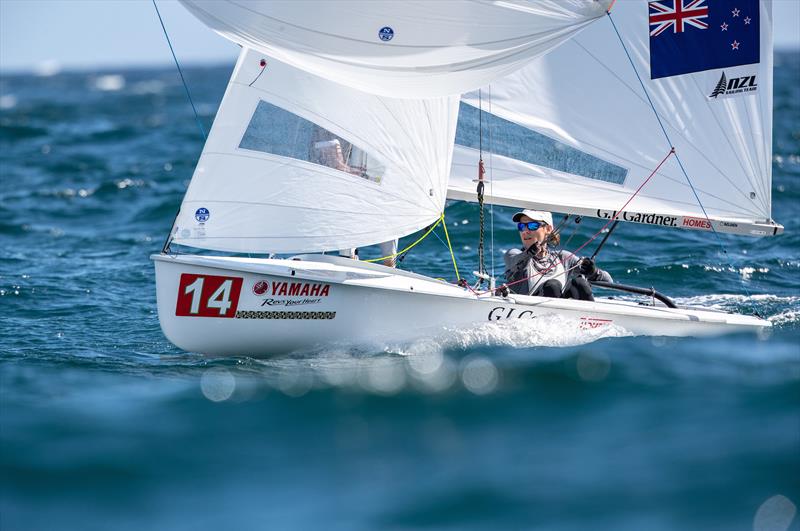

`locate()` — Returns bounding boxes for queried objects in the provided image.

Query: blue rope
[152,0,207,141]
[606,12,751,296]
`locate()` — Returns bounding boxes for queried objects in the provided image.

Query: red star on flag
[731,40,740,50]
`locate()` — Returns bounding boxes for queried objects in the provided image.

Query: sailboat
[153,0,782,356]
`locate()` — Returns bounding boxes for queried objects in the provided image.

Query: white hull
[152,253,770,356]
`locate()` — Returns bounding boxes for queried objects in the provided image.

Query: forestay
[172,48,459,253]
[178,0,610,98]
[450,0,782,236]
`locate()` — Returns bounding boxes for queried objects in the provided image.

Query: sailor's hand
[579,258,597,279]
[526,242,543,256]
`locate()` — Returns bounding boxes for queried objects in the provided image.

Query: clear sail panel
[240,100,386,185]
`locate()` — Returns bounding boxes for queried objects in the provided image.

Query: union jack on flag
[649,0,709,37]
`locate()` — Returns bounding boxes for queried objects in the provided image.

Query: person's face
[518,215,551,249]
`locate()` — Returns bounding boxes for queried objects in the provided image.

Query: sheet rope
[364,214,462,281]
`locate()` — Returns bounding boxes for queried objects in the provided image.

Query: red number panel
[175,274,243,318]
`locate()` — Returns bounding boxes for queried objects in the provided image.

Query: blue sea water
[1,52,799,531]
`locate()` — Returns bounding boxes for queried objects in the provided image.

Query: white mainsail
[450,0,782,236]
[178,0,611,97]
[171,48,459,253]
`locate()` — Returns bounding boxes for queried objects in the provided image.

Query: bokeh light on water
[753,494,797,531]
[200,368,235,402]
[460,355,499,395]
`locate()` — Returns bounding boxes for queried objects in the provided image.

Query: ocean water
[1,52,799,531]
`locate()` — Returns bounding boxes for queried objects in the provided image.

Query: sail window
[239,100,385,184]
[456,103,628,185]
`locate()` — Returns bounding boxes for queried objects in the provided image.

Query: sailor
[503,210,612,301]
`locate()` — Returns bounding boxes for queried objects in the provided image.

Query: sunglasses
[517,221,544,232]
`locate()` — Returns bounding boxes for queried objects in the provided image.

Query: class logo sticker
[252,280,270,296]
[194,207,210,223]
[378,26,394,41]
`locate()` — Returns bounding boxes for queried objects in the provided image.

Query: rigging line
[152,0,206,141]
[574,39,761,206]
[248,59,268,87]
[477,89,487,278]
[605,12,751,297]
[590,219,620,260]
[562,217,582,249]
[431,226,475,295]
[363,217,442,263]
[478,149,674,295]
[440,212,461,281]
[487,84,495,280]
[152,0,205,254]
[553,214,571,235]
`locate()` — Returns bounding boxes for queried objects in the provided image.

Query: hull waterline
[152,253,770,357]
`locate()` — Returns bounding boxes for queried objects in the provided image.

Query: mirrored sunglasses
[517,221,543,232]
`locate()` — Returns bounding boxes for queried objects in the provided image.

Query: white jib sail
[172,48,459,254]
[451,0,781,237]
[178,0,611,98]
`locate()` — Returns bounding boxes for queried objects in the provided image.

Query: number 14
[176,274,243,318]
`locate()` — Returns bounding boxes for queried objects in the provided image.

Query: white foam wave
[673,294,800,326]
[674,293,800,310]
[0,95,17,110]
[769,310,800,326]
[131,80,165,95]
[434,314,631,350]
[92,75,125,92]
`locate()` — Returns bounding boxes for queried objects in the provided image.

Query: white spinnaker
[172,48,458,253]
[178,0,610,98]
[454,1,780,236]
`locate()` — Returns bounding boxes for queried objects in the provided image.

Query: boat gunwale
[152,253,771,329]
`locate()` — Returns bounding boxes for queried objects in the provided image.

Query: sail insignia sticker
[708,71,757,99]
[378,27,394,41]
[194,207,210,223]
[649,0,760,80]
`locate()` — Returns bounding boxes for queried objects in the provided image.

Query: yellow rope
[364,216,443,263]
[440,212,461,281]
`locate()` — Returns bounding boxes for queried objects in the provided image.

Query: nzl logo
[710,71,757,98]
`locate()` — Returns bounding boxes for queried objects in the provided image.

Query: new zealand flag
[649,0,760,79]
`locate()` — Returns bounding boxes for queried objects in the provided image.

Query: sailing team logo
[378,26,394,41]
[709,70,757,98]
[709,72,727,97]
[194,207,210,223]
